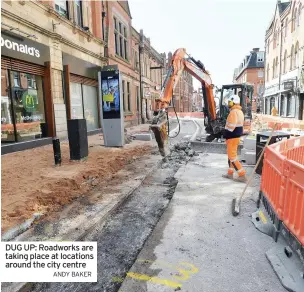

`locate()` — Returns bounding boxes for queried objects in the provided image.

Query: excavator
[150,48,253,157]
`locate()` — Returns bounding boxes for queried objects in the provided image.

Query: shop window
[270,97,275,111]
[280,95,285,116]
[83,85,99,131]
[70,82,84,119]
[8,71,47,142]
[286,93,292,116]
[13,72,20,87]
[1,69,15,142]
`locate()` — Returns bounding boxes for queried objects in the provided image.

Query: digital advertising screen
[100,68,121,120]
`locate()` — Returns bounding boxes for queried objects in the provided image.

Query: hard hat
[227,94,240,105]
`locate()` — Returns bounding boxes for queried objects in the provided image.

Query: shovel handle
[239,123,278,201]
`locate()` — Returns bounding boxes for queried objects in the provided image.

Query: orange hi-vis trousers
[226,138,246,177]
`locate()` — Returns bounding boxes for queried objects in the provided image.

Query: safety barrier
[261,136,304,246]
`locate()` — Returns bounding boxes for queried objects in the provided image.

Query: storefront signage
[1,37,40,58]
[22,91,37,113]
[1,31,50,65]
[284,81,294,90]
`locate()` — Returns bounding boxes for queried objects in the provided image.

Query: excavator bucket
[150,111,170,157]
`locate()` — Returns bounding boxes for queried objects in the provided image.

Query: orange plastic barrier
[261,136,304,245]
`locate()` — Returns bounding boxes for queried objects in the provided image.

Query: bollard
[52,137,62,166]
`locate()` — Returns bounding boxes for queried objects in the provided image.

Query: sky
[128,0,277,89]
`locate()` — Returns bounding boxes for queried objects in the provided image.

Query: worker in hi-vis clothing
[222,94,248,183]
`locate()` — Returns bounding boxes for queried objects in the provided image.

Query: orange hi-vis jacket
[223,105,244,140]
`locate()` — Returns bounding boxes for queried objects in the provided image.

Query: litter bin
[256,131,290,175]
[67,119,88,160]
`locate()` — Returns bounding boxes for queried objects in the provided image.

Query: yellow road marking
[259,210,267,224]
[126,272,182,289]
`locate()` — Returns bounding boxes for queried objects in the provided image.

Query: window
[290,45,294,70]
[54,0,68,18]
[70,82,84,119]
[286,93,292,116]
[283,50,287,73]
[257,52,264,62]
[294,8,298,29]
[280,95,285,116]
[122,80,125,111]
[266,64,270,81]
[267,40,270,53]
[1,69,14,142]
[275,57,278,77]
[258,70,264,78]
[270,97,275,110]
[273,28,276,49]
[127,82,131,112]
[136,86,140,113]
[295,42,299,68]
[114,17,128,60]
[298,4,302,27]
[285,18,288,38]
[276,29,279,47]
[124,27,128,60]
[292,5,296,31]
[5,71,47,142]
[83,85,99,131]
[75,0,83,27]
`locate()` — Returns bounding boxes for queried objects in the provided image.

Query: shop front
[62,53,102,134]
[1,30,53,153]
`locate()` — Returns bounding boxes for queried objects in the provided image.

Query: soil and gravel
[1,133,153,234]
[28,139,199,292]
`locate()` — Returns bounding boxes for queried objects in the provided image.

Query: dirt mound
[1,136,152,234]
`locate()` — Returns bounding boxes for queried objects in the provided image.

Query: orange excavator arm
[150,48,216,156]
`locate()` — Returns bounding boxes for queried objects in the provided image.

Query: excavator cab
[219,83,254,134]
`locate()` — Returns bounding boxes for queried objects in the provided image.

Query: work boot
[233,175,248,183]
[222,174,233,180]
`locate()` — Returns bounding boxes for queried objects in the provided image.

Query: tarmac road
[119,153,287,292]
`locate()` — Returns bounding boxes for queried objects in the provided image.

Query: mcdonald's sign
[22,91,37,112]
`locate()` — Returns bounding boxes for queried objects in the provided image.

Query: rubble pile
[162,142,199,169]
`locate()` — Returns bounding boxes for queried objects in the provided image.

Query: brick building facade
[164,51,194,113]
[1,0,166,152]
[1,0,107,152]
[264,0,304,120]
[233,48,265,112]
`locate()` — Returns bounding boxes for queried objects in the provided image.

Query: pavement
[119,153,287,292]
[2,118,201,292]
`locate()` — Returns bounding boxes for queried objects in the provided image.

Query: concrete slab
[266,239,304,292]
[243,135,256,151]
[132,133,153,141]
[244,151,256,165]
[191,141,242,155]
[119,153,285,292]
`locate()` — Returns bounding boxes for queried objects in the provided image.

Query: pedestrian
[271,106,278,116]
[222,94,248,183]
